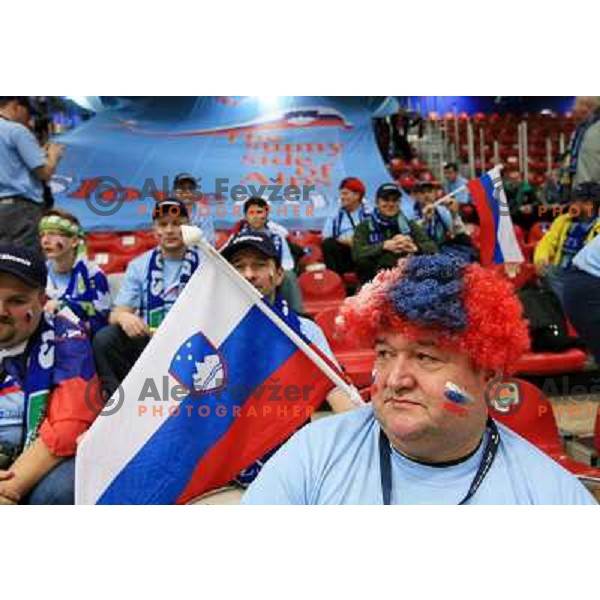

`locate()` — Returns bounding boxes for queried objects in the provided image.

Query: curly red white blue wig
[338,254,530,374]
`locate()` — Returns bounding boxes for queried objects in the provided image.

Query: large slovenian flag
[467,167,524,266]
[75,238,349,505]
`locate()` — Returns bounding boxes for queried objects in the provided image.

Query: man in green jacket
[352,183,437,284]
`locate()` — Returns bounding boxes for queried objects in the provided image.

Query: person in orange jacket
[0,245,99,504]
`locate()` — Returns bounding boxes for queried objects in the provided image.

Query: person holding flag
[76,225,359,505]
[93,198,201,397]
[213,230,357,496]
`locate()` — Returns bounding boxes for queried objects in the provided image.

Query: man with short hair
[0,245,99,504]
[221,230,356,414]
[412,182,475,262]
[93,198,201,396]
[230,196,303,313]
[442,162,471,205]
[0,97,64,251]
[172,173,216,247]
[321,177,370,275]
[352,183,437,285]
[242,255,596,504]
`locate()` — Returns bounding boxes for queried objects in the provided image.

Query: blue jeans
[25,458,75,505]
[543,266,567,308]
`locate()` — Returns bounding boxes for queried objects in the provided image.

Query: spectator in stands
[221,231,357,416]
[229,197,303,313]
[412,182,475,262]
[172,173,216,247]
[540,168,562,212]
[442,162,471,205]
[503,168,540,231]
[216,230,358,498]
[93,199,201,397]
[564,97,600,192]
[0,245,99,504]
[563,228,600,365]
[352,183,437,285]
[242,255,596,504]
[39,209,110,338]
[534,182,600,304]
[321,177,370,276]
[0,97,64,252]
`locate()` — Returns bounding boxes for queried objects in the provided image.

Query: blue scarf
[332,204,368,239]
[56,258,110,335]
[561,218,596,268]
[415,204,451,245]
[2,313,55,450]
[269,294,302,335]
[146,248,199,329]
[367,208,412,245]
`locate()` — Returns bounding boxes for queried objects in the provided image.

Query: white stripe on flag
[492,167,524,264]
[75,256,255,504]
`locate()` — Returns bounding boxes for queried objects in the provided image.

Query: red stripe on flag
[468,178,495,266]
[0,385,21,396]
[175,348,337,504]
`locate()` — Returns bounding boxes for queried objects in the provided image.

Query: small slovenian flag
[467,167,524,266]
[75,242,348,505]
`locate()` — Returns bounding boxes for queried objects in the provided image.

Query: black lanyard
[378,418,500,505]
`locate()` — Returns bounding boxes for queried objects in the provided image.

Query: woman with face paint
[39,209,110,338]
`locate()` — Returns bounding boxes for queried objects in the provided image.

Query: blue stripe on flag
[97,305,299,504]
[480,173,505,263]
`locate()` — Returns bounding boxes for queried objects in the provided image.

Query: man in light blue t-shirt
[92,198,201,397]
[0,97,64,251]
[322,177,371,276]
[243,254,596,505]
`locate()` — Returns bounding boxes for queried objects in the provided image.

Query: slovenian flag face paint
[442,381,473,417]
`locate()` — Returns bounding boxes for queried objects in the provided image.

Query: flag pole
[181,226,358,400]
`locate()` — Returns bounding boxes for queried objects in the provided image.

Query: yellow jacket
[534,214,600,265]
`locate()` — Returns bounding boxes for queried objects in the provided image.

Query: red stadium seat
[491,379,600,479]
[314,308,375,388]
[215,230,230,249]
[90,251,132,275]
[298,270,346,316]
[342,272,359,288]
[513,349,588,376]
[87,231,152,256]
[528,221,551,245]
